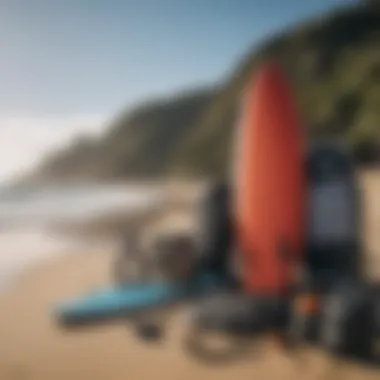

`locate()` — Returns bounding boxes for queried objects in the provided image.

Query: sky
[0,0,358,183]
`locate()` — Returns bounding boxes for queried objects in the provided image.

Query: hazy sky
[0,0,356,182]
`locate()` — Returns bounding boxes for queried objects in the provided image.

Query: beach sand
[0,173,379,380]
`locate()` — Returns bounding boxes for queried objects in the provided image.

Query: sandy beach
[0,173,379,380]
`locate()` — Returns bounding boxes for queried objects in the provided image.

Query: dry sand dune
[0,171,380,380]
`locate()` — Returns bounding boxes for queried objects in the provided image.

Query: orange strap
[294,293,320,315]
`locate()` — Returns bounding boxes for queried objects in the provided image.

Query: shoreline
[0,181,200,293]
[0,229,118,293]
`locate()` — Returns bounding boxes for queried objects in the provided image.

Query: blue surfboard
[54,273,226,325]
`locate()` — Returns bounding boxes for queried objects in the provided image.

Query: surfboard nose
[251,60,284,83]
[251,62,302,132]
[245,61,291,103]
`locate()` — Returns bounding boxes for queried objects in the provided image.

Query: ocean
[0,184,162,289]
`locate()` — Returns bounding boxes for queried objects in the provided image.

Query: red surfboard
[234,62,305,296]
